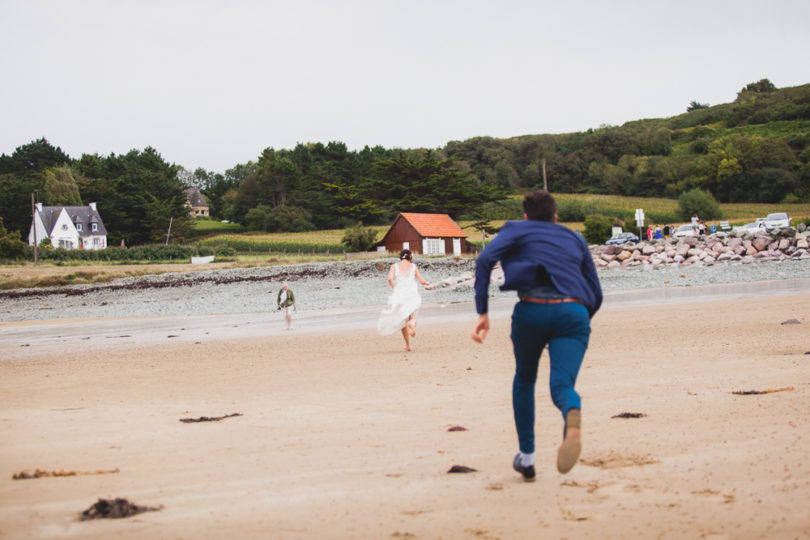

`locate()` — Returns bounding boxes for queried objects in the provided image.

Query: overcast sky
[2,0,809,174]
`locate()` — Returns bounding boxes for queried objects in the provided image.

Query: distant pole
[31,192,38,265]
[165,216,173,245]
[542,158,547,191]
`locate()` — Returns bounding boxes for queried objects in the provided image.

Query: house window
[62,224,68,231]
[59,239,71,248]
[423,238,445,255]
[92,223,98,232]
[76,223,82,231]
[93,238,103,247]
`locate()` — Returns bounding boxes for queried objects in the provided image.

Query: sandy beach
[1,291,809,539]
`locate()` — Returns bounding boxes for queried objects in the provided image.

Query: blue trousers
[510,301,591,454]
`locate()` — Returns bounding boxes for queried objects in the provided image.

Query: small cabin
[184,187,209,218]
[377,212,472,256]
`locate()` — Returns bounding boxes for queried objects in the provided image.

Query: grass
[194,227,389,254]
[501,193,810,224]
[0,266,180,290]
[190,218,245,232]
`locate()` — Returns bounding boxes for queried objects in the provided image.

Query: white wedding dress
[377,263,422,335]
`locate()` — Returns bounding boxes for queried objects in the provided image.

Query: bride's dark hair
[399,249,412,261]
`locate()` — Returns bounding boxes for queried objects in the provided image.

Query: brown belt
[521,297,583,306]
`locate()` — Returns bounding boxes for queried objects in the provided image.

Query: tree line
[1,78,808,248]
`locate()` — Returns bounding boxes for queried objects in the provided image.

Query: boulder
[797,238,809,249]
[778,238,791,251]
[753,236,772,251]
[617,250,633,261]
[607,260,621,269]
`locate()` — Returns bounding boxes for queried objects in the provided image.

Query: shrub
[677,188,722,221]
[341,223,379,252]
[583,214,618,244]
[264,205,315,233]
[0,217,27,260]
[245,205,271,231]
[29,244,197,262]
[556,199,589,222]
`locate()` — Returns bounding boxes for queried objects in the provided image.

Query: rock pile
[592,226,809,269]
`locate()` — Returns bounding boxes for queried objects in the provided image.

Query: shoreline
[1,257,808,323]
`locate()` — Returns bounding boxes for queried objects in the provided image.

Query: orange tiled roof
[399,213,467,238]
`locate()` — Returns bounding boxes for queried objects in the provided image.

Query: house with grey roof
[184,187,209,218]
[28,202,108,250]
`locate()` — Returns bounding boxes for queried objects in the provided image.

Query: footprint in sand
[580,452,659,469]
[560,480,600,493]
[691,488,736,504]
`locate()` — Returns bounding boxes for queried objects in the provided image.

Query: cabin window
[423,238,445,255]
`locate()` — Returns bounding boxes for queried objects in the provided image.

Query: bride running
[377,249,435,351]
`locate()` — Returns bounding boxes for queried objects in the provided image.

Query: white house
[29,202,108,250]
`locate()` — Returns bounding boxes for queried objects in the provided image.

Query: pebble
[0,257,808,322]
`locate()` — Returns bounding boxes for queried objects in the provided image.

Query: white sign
[635,208,645,226]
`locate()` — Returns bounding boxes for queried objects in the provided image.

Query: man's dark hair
[522,190,557,222]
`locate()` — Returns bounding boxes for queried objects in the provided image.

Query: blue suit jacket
[474,220,603,317]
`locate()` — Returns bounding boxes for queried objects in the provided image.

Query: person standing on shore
[471,190,603,481]
[277,282,295,330]
[377,249,434,351]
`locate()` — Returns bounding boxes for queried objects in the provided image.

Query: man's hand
[471,314,489,343]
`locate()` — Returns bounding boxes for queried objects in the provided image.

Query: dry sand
[1,294,809,539]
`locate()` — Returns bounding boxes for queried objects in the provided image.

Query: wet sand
[0,293,809,539]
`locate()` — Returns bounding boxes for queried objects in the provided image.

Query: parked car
[606,232,639,245]
[733,220,767,233]
[764,212,791,230]
[673,224,696,238]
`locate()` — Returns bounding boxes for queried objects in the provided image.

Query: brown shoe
[557,409,581,474]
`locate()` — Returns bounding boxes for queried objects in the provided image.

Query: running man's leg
[546,304,591,418]
[510,303,550,454]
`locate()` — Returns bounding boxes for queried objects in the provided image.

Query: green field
[191,195,810,254]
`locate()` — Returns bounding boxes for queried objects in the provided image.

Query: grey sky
[2,0,809,174]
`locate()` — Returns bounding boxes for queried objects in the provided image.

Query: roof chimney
[35,202,43,211]
[88,202,97,211]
